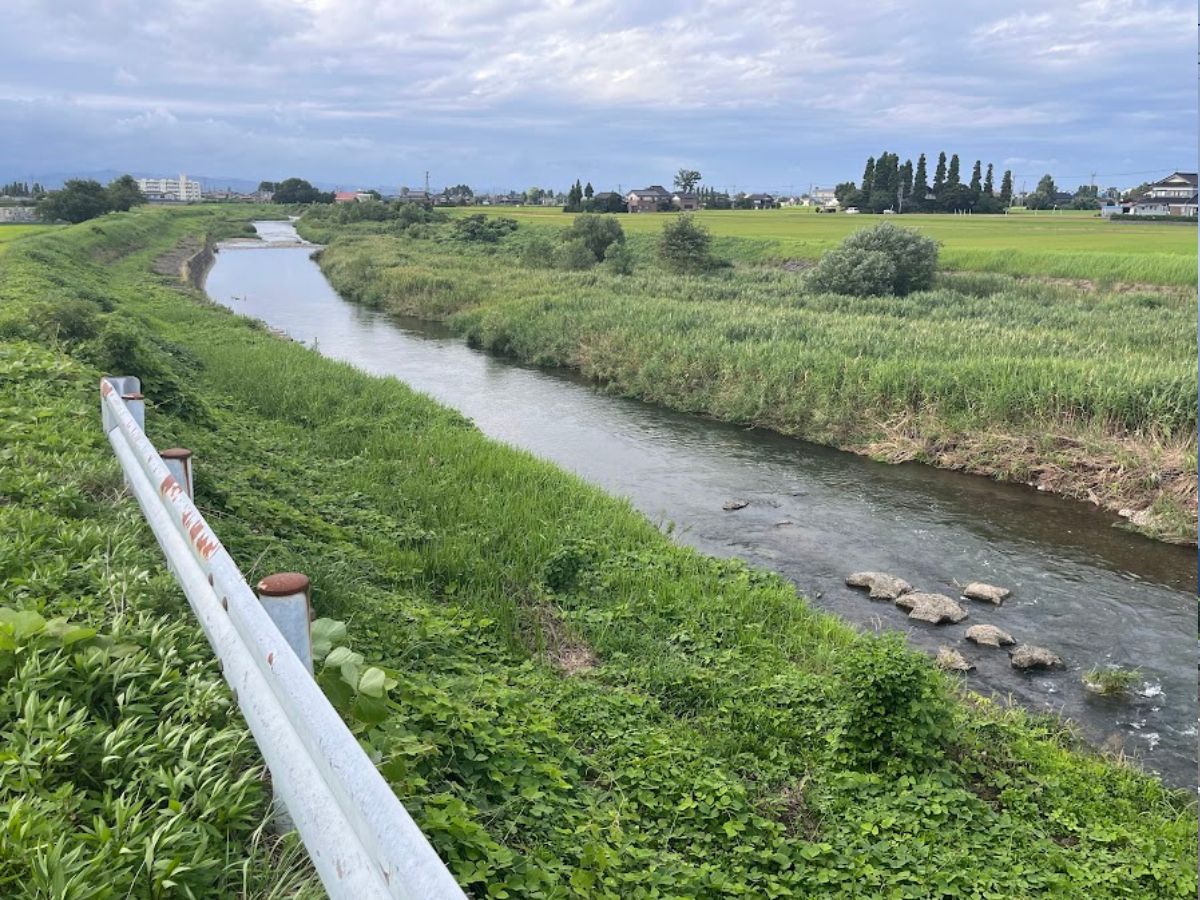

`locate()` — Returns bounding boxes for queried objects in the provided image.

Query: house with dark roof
[743,193,777,209]
[1130,171,1197,216]
[626,185,672,212]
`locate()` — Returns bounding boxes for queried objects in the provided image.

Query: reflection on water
[207,223,1198,787]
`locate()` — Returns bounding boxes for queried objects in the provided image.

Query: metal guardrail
[100,376,466,900]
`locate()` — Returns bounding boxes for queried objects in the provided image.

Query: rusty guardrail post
[160,448,194,500]
[256,572,314,675]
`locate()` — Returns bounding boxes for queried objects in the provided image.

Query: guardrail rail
[100,376,467,900]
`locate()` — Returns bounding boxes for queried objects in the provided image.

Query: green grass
[447,206,1198,285]
[0,223,57,255]
[0,206,1194,898]
[309,221,1198,542]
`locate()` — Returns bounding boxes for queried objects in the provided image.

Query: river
[206,221,1197,788]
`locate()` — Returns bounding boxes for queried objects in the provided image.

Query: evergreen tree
[933,152,947,195]
[900,159,913,206]
[984,163,994,196]
[584,182,594,199]
[913,154,930,198]
[947,154,961,187]
[969,160,982,196]
[862,157,876,195]
[999,170,1013,205]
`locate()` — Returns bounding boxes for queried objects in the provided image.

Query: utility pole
[424,170,430,195]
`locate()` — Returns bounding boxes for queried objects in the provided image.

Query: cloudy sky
[3,0,1195,193]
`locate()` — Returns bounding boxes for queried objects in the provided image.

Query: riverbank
[2,207,1194,897]
[302,220,1197,544]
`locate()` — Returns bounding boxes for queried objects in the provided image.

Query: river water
[207,221,1197,788]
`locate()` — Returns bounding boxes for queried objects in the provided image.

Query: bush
[658,215,718,273]
[519,234,557,268]
[554,238,596,271]
[811,222,938,296]
[565,214,625,263]
[452,214,518,243]
[602,241,635,275]
[831,633,956,769]
[805,247,897,296]
[30,298,101,343]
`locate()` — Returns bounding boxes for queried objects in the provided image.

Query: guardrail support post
[160,448,194,500]
[256,572,314,675]
[121,392,145,432]
[256,571,315,834]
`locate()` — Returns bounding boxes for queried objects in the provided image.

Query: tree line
[835,152,1015,214]
[35,176,147,223]
[2,181,46,198]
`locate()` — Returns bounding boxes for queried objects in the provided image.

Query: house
[810,187,837,206]
[1129,172,1197,216]
[626,185,671,212]
[136,173,201,202]
[671,192,699,211]
[396,190,432,204]
[744,193,776,209]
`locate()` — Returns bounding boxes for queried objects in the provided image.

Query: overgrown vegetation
[311,214,1198,542]
[804,222,939,296]
[1,206,1194,897]
[1083,667,1142,697]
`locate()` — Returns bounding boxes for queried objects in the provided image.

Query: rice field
[0,223,55,255]
[449,206,1198,285]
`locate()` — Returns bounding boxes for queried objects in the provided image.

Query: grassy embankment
[445,206,1199,287]
[0,223,58,256]
[304,214,1198,543]
[0,206,1195,897]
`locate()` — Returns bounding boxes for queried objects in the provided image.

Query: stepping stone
[846,571,913,601]
[965,624,1016,648]
[936,646,975,672]
[962,582,1010,605]
[1010,644,1063,670]
[895,592,968,624]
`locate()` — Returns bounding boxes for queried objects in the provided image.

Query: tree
[807,223,939,296]
[834,181,858,205]
[968,160,982,197]
[1024,173,1058,210]
[983,164,994,196]
[999,170,1013,205]
[565,213,625,262]
[105,175,147,212]
[946,154,961,188]
[900,159,914,209]
[272,178,324,204]
[862,157,876,195]
[36,179,112,223]
[674,169,702,193]
[932,152,947,195]
[584,182,594,200]
[256,181,278,193]
[658,215,718,273]
[912,157,931,201]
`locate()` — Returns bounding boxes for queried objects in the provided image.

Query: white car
[844,207,860,214]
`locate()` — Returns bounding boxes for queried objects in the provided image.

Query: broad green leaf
[358,666,387,698]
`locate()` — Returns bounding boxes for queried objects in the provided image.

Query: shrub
[603,241,635,275]
[810,222,939,296]
[565,213,625,263]
[554,238,596,271]
[30,298,101,343]
[452,214,518,243]
[831,633,956,769]
[519,234,557,268]
[658,215,718,273]
[805,246,897,296]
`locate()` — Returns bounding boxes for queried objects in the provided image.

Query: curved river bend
[208,222,1197,787]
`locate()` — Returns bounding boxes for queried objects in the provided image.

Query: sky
[2,0,1196,194]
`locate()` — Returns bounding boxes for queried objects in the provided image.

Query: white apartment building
[136,173,201,201]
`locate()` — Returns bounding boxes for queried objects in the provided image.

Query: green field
[449,206,1198,285]
[309,214,1198,542]
[0,207,1195,898]
[0,223,56,254]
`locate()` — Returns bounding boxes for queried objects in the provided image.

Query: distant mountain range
[0,170,371,193]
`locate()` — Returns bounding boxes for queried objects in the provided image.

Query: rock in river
[936,646,975,672]
[723,499,749,511]
[1010,644,1062,670]
[965,624,1016,648]
[962,582,1010,605]
[895,592,968,624]
[846,571,913,601]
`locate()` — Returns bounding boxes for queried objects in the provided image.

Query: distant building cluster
[136,173,201,202]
